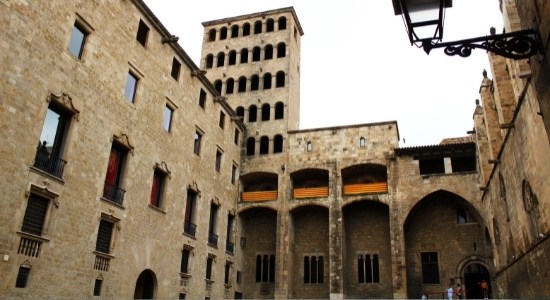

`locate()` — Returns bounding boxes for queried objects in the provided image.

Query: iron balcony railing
[226,240,235,254]
[102,183,126,205]
[208,232,218,247]
[34,154,66,178]
[184,221,197,237]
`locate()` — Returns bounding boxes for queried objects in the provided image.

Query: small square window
[125,72,138,103]
[194,131,203,155]
[171,57,181,80]
[93,279,103,296]
[219,112,226,129]
[215,149,223,172]
[136,20,149,46]
[163,105,173,132]
[15,266,30,288]
[68,22,88,59]
[199,89,207,109]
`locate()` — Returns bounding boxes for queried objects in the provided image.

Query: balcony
[17,235,43,258]
[208,232,218,247]
[343,182,388,195]
[293,187,329,199]
[242,190,277,202]
[102,183,126,205]
[34,154,66,178]
[226,240,235,254]
[94,252,111,272]
[184,221,197,237]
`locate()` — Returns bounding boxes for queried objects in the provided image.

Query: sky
[143,1,504,147]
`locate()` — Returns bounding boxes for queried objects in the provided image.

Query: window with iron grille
[358,253,380,283]
[15,266,30,288]
[35,102,71,177]
[95,219,114,254]
[304,256,324,284]
[21,193,50,236]
[93,279,103,296]
[421,252,440,284]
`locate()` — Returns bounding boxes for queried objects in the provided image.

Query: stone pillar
[329,160,344,299]
[473,99,493,186]
[275,164,291,299]
[479,71,503,161]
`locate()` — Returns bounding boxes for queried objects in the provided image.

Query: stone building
[0,0,548,299]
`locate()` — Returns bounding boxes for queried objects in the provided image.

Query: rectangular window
[193,131,203,155]
[208,204,219,246]
[150,169,165,208]
[226,214,235,254]
[199,89,207,109]
[171,57,181,80]
[181,248,191,273]
[303,255,324,284]
[206,257,214,280]
[124,72,138,103]
[421,252,440,284]
[93,279,103,296]
[95,219,114,254]
[15,266,30,288]
[68,22,88,59]
[184,190,197,236]
[224,262,231,284]
[255,254,275,283]
[136,19,149,46]
[219,111,225,129]
[163,105,173,132]
[179,293,186,299]
[234,129,240,145]
[236,271,242,284]
[21,193,50,236]
[231,164,237,185]
[35,102,71,177]
[103,143,127,204]
[215,150,222,172]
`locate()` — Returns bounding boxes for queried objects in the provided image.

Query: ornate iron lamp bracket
[422,28,543,60]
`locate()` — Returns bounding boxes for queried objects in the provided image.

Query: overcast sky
[143,1,503,147]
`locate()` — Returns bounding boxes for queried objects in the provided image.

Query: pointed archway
[462,263,492,299]
[134,269,157,299]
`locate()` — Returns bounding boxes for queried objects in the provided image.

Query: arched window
[277,43,286,58]
[228,50,237,65]
[275,102,284,119]
[208,29,216,41]
[457,208,468,223]
[236,106,244,119]
[264,44,273,60]
[263,73,272,89]
[278,17,287,30]
[216,52,225,67]
[251,75,259,91]
[231,25,239,38]
[276,71,285,87]
[252,47,261,62]
[261,104,270,121]
[240,48,249,63]
[220,27,228,40]
[246,138,255,156]
[358,253,379,283]
[266,18,274,32]
[214,80,222,94]
[243,23,250,36]
[238,76,246,92]
[248,105,257,122]
[306,142,312,152]
[304,256,324,284]
[273,135,283,153]
[226,78,234,94]
[205,54,214,69]
[254,20,262,34]
[359,137,366,147]
[260,136,269,154]
[255,254,275,282]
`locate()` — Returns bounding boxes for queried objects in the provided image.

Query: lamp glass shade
[407,0,442,40]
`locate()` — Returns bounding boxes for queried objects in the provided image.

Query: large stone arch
[342,200,392,298]
[133,269,157,299]
[403,190,491,299]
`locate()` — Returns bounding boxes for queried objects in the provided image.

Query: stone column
[275,165,291,299]
[329,160,344,299]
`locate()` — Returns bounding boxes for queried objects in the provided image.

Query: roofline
[201,6,304,36]
[394,142,476,157]
[289,120,399,138]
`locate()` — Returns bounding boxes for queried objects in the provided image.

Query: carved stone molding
[47,92,81,121]
[188,182,201,197]
[113,133,135,155]
[155,161,171,178]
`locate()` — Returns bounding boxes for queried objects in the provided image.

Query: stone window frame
[136,19,150,47]
[303,253,325,284]
[19,181,61,242]
[94,212,121,257]
[15,261,32,288]
[68,13,94,60]
[357,251,380,284]
[149,162,171,212]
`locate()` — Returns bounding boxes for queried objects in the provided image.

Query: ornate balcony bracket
[422,28,543,60]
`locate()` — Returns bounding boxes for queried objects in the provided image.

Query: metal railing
[102,183,126,205]
[208,232,218,247]
[34,154,66,178]
[226,240,235,254]
[184,221,197,237]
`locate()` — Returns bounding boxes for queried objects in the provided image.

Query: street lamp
[392,0,543,60]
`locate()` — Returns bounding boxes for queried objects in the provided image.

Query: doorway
[134,269,157,299]
[463,263,491,299]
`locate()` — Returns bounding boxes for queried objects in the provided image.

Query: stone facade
[0,0,549,299]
